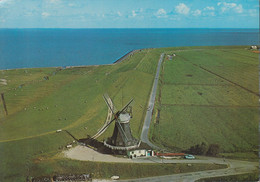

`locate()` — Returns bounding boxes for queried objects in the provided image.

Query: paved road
[121,156,258,182]
[140,53,164,149]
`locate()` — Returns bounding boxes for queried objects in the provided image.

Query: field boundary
[178,55,260,96]
[161,104,259,108]
[163,83,232,86]
[220,50,258,59]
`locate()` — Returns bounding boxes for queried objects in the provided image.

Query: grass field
[0,46,258,181]
[150,46,258,156]
[30,159,226,180]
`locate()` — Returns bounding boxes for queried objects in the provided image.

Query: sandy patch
[0,79,7,85]
[63,145,133,163]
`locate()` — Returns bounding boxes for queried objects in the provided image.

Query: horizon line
[0,27,258,29]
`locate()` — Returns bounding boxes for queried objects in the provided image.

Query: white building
[250,45,258,49]
[127,149,154,158]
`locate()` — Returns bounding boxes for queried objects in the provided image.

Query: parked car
[184,154,195,159]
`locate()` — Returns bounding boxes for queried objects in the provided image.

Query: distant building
[56,129,62,133]
[167,55,173,60]
[250,45,258,50]
[127,149,154,158]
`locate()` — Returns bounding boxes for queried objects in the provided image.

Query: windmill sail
[91,117,115,139]
[91,94,116,139]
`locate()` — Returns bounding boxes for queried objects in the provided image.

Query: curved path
[121,159,258,182]
[140,53,164,149]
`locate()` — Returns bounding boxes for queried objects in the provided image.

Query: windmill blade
[103,94,116,114]
[118,98,134,115]
[106,93,117,112]
[91,117,116,139]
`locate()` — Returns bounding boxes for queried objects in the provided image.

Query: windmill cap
[119,113,131,123]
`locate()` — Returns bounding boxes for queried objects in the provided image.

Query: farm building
[166,53,176,61]
[127,149,154,158]
[250,45,259,49]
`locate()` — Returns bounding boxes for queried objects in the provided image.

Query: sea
[0,28,258,70]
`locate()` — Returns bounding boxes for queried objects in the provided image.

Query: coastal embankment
[62,49,141,69]
[113,49,140,64]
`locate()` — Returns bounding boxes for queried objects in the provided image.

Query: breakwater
[113,49,140,64]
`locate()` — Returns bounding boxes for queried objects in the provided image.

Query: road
[120,156,258,182]
[121,159,257,182]
[140,53,164,149]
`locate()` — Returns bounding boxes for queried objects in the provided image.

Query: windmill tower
[91,94,140,153]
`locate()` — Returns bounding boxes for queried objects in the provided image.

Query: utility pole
[1,93,8,116]
[121,87,123,108]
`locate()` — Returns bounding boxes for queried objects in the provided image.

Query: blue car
[184,154,195,159]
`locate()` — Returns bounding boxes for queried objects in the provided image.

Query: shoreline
[0,45,255,71]
[0,49,142,71]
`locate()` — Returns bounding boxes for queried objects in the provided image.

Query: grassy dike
[0,46,257,181]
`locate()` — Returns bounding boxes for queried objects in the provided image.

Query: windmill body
[107,112,140,149]
[92,94,140,153]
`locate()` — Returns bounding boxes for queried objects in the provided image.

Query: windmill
[91,94,140,153]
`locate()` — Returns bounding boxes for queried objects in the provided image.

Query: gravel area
[63,145,133,163]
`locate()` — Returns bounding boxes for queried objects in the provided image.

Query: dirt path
[0,130,56,143]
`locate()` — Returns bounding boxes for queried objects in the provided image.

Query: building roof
[119,113,131,123]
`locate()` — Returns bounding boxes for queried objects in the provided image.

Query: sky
[0,0,259,28]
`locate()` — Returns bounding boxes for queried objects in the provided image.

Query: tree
[207,144,220,156]
[187,142,208,155]
[199,142,208,155]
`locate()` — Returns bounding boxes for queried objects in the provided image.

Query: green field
[150,47,258,155]
[0,46,258,181]
[30,159,225,180]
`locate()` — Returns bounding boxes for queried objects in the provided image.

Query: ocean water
[0,28,258,70]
